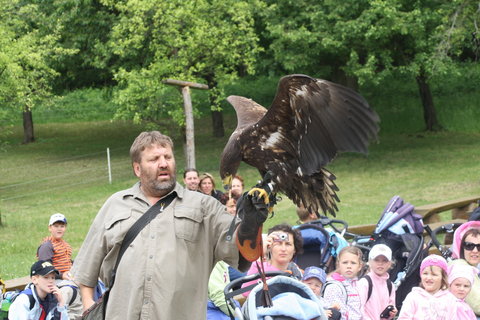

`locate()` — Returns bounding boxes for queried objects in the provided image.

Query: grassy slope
[1,119,479,279]
[1,67,480,278]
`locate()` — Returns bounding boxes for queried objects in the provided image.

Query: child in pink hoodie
[397,254,458,320]
[448,264,477,320]
[323,246,364,320]
[357,244,397,320]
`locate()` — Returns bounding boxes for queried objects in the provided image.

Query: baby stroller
[294,217,349,273]
[224,271,327,320]
[355,196,428,311]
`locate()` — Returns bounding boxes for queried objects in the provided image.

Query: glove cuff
[236,226,263,262]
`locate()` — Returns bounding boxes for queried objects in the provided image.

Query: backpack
[363,274,393,302]
[0,289,35,320]
[57,283,78,305]
[321,279,348,304]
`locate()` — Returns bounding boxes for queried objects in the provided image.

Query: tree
[260,0,479,131]
[97,0,262,137]
[28,0,117,91]
[0,1,70,143]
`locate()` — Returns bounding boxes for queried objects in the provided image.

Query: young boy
[8,260,68,319]
[37,213,73,280]
[302,266,341,320]
[37,213,82,319]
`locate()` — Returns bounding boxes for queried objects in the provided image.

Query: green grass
[1,118,479,279]
[1,66,480,279]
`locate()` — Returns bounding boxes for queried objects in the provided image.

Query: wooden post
[163,79,209,169]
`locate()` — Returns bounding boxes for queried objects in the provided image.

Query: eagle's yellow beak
[222,175,233,191]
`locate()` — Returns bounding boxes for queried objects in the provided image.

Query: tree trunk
[331,66,359,91]
[22,107,35,144]
[211,110,224,138]
[415,73,442,131]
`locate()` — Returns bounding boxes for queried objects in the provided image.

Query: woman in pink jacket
[397,254,458,320]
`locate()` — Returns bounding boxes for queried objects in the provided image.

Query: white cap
[49,213,67,226]
[368,244,392,261]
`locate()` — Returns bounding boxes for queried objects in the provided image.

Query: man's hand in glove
[236,187,271,262]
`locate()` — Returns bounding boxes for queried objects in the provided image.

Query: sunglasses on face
[463,242,480,251]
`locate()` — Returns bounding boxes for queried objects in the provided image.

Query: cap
[302,266,327,284]
[420,254,448,275]
[448,264,476,285]
[49,213,67,226]
[368,244,392,261]
[31,260,59,277]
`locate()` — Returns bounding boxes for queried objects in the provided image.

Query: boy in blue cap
[302,266,341,320]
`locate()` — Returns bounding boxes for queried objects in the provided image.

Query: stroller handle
[307,216,349,235]
[425,223,462,260]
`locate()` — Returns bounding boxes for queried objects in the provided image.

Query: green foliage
[0,0,76,120]
[260,0,478,83]
[26,0,116,90]
[97,0,262,129]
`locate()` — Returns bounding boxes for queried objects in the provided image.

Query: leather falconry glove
[236,173,274,262]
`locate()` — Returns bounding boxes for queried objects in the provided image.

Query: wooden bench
[347,195,480,236]
[2,276,30,292]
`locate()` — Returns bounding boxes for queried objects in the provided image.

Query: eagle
[220,74,380,217]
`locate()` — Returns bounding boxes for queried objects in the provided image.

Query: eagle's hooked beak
[222,175,233,191]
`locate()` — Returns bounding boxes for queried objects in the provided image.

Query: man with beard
[72,131,266,320]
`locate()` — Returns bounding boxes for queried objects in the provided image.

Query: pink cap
[420,254,448,275]
[448,264,476,285]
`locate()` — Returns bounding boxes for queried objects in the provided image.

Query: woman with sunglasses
[450,220,480,318]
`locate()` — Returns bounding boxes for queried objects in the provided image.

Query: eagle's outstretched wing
[220,74,379,216]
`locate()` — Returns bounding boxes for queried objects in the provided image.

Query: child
[398,254,457,320]
[37,213,73,281]
[448,264,477,320]
[8,260,68,319]
[322,246,364,320]
[302,266,341,320]
[37,213,82,319]
[357,244,397,320]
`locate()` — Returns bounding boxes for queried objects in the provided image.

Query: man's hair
[183,168,199,178]
[130,131,173,164]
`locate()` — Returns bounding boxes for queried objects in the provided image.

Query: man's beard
[150,173,176,194]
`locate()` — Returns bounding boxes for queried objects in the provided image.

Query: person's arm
[8,294,32,320]
[79,284,96,311]
[37,241,54,262]
[208,262,232,315]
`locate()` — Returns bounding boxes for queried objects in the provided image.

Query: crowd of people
[3,130,479,320]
